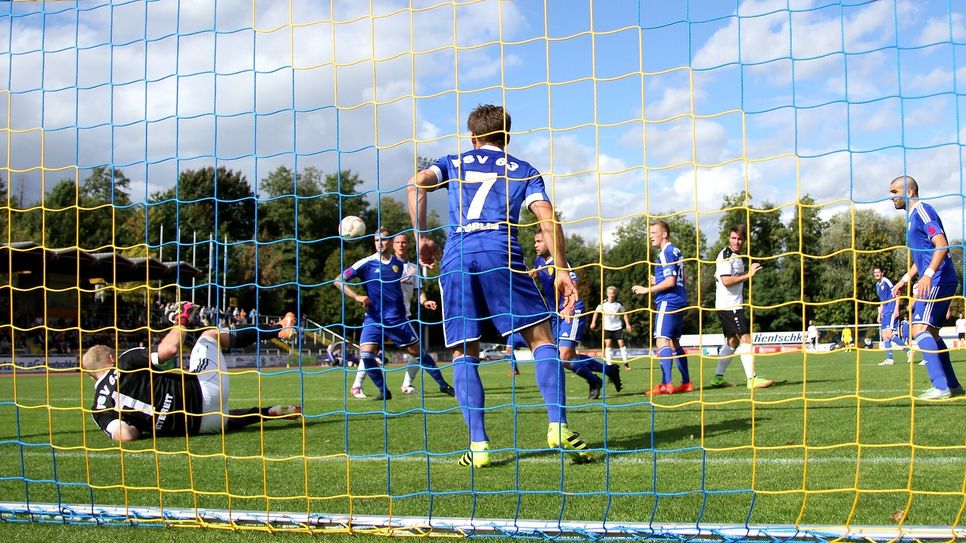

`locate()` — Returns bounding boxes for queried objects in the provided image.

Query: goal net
[1,1,964,541]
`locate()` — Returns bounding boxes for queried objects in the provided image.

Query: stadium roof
[0,242,202,284]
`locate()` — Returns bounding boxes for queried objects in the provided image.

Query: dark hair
[652,220,670,235]
[468,104,510,147]
[729,224,746,239]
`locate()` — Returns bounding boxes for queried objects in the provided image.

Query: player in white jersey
[590,286,633,369]
[708,225,774,390]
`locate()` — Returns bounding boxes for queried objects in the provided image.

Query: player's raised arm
[407,168,442,268]
[530,199,575,316]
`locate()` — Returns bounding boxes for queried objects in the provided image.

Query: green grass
[2,348,966,538]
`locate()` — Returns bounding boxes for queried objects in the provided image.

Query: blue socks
[420,353,450,388]
[658,346,674,385]
[884,339,894,360]
[674,347,691,384]
[892,334,909,351]
[360,352,386,392]
[915,332,951,390]
[568,355,603,388]
[533,344,566,424]
[936,337,960,389]
[453,356,488,442]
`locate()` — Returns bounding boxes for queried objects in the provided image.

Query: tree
[42,167,137,250]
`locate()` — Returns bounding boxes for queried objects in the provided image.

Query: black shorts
[603,329,624,341]
[717,309,750,337]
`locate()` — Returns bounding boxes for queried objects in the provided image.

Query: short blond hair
[82,345,114,373]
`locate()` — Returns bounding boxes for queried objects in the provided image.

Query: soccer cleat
[400,385,415,395]
[276,312,298,340]
[907,352,916,364]
[878,359,895,366]
[673,382,695,394]
[746,376,775,389]
[951,386,965,398]
[508,368,521,376]
[267,404,302,419]
[439,385,456,397]
[918,360,927,366]
[547,424,593,464]
[623,363,632,371]
[588,383,602,400]
[645,383,674,396]
[351,386,367,399]
[610,370,623,392]
[458,441,491,468]
[371,389,392,401]
[709,375,731,388]
[917,387,951,400]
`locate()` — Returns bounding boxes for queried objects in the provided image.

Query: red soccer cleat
[645,383,674,396]
[673,382,695,394]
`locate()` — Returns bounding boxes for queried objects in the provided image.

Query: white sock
[620,346,628,363]
[736,343,754,379]
[402,354,417,387]
[352,365,366,388]
[716,343,736,375]
[604,348,613,365]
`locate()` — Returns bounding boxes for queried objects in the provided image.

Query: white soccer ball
[339,215,366,239]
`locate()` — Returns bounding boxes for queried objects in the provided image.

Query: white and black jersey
[715,246,746,310]
[91,347,203,438]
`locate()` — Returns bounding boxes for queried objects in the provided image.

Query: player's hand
[649,275,656,285]
[357,295,371,307]
[418,237,441,268]
[626,324,632,332]
[915,275,933,299]
[554,274,577,320]
[876,313,882,324]
[422,300,437,311]
[590,322,597,331]
[631,284,648,295]
[749,263,762,277]
[892,279,907,297]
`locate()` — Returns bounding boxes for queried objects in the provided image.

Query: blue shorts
[439,244,550,348]
[882,312,899,332]
[654,301,686,340]
[911,282,957,329]
[359,317,419,348]
[553,309,586,349]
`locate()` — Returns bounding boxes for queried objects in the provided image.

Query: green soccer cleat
[458,441,491,468]
[547,423,593,464]
[709,375,731,388]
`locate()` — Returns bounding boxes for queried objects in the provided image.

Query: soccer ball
[339,215,366,239]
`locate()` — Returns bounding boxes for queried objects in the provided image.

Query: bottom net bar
[1,502,964,542]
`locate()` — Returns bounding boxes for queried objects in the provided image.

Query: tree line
[2,167,962,347]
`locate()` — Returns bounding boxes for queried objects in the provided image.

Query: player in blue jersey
[407,104,591,467]
[873,267,913,366]
[533,230,622,399]
[632,220,693,396]
[334,228,454,401]
[889,176,962,399]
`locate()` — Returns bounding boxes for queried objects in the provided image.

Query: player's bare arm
[407,169,442,268]
[530,199,576,316]
[333,276,371,307]
[914,232,950,298]
[720,263,761,287]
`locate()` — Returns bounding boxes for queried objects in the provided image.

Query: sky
[0,0,963,247]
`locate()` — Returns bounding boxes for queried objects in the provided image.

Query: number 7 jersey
[429,144,549,254]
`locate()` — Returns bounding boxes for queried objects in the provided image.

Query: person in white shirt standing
[708,225,774,390]
[806,320,818,351]
[956,314,966,346]
[590,286,633,370]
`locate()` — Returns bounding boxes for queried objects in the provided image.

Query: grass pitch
[2,347,965,536]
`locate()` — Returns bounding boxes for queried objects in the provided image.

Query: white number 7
[464,171,499,221]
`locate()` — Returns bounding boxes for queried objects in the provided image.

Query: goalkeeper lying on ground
[83,303,302,442]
